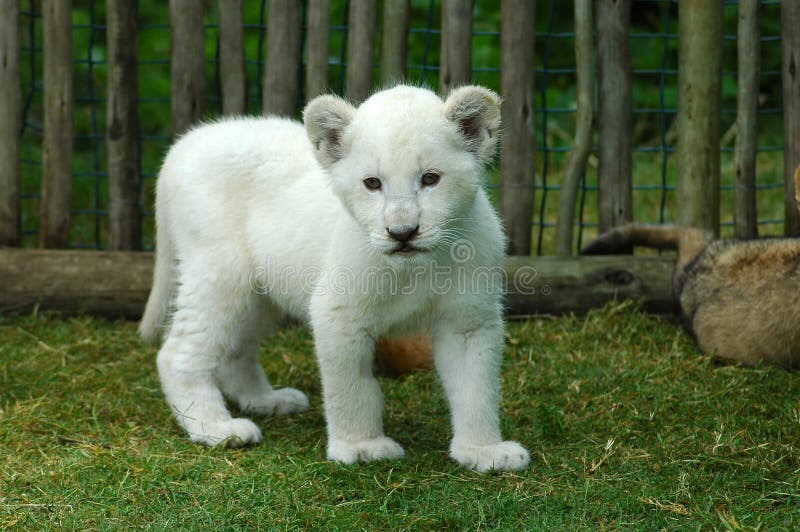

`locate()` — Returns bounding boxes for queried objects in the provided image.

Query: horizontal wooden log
[0,250,677,319]
[0,249,153,318]
[504,255,677,316]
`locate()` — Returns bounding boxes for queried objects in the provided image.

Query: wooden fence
[0,1,799,317]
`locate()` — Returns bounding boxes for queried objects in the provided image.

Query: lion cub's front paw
[188,418,263,448]
[240,387,310,416]
[327,436,406,464]
[450,440,530,473]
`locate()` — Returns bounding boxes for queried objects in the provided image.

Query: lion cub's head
[303,85,500,262]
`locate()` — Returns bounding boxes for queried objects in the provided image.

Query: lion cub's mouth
[391,243,425,254]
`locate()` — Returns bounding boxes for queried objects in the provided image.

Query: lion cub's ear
[443,86,501,165]
[303,95,357,168]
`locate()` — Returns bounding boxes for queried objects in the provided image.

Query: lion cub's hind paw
[188,418,263,448]
[451,440,530,473]
[241,387,310,416]
[327,436,406,464]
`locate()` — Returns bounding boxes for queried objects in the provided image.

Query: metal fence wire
[17,0,787,254]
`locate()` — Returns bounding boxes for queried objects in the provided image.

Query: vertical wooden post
[440,0,472,95]
[0,0,21,247]
[219,0,246,115]
[733,0,760,238]
[346,0,377,104]
[782,1,800,236]
[40,0,74,249]
[381,0,410,86]
[263,0,301,116]
[677,0,722,237]
[556,0,594,257]
[170,0,205,138]
[596,0,633,237]
[107,0,141,250]
[499,0,536,256]
[306,0,330,100]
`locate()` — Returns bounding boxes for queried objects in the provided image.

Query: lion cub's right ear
[303,95,357,169]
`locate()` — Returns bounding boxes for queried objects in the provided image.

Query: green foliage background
[17,1,788,252]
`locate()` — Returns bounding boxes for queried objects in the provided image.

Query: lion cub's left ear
[443,86,501,165]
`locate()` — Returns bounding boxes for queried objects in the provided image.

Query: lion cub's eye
[421,171,441,187]
[363,177,382,191]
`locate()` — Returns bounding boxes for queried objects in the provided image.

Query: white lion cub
[140,85,530,472]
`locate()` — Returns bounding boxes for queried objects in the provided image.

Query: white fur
[141,85,530,472]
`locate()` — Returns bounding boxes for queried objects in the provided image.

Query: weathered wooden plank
[499,0,536,256]
[40,0,74,249]
[346,0,377,103]
[0,250,153,318]
[170,0,205,137]
[439,0,472,95]
[219,0,246,115]
[306,0,330,99]
[380,0,410,86]
[556,0,593,257]
[0,250,678,318]
[596,0,633,237]
[676,0,722,237]
[504,255,678,316]
[733,0,760,239]
[0,0,21,246]
[107,0,141,250]
[782,1,800,236]
[263,0,301,116]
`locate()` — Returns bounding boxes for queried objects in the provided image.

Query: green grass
[1,302,799,529]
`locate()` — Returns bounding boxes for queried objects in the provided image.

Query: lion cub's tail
[139,209,175,347]
[581,224,711,271]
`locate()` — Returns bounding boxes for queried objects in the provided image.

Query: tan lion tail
[581,224,710,271]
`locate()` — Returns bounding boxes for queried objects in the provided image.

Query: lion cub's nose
[387,225,419,243]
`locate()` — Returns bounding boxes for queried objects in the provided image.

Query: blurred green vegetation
[16,1,788,252]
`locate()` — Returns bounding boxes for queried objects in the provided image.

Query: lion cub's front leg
[313,322,405,464]
[433,316,530,473]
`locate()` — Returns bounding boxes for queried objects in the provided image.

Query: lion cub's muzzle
[387,225,424,254]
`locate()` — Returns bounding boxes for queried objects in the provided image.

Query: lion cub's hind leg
[157,284,260,447]
[157,260,305,448]
[216,298,309,417]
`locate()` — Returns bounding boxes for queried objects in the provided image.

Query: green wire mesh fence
[16,0,787,253]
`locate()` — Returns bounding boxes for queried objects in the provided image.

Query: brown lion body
[583,224,800,369]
